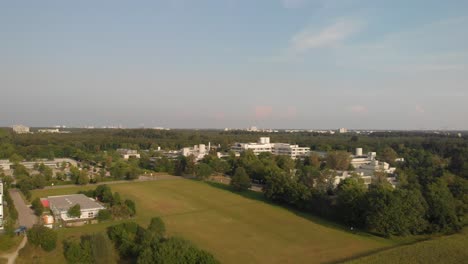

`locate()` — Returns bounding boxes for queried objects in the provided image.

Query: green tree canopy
[230,167,252,192]
[67,204,81,218]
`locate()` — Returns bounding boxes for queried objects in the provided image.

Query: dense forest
[1,128,467,237]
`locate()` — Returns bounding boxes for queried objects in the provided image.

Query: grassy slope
[21,178,393,264]
[345,228,468,264]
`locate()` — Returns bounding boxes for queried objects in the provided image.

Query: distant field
[22,178,394,264]
[345,228,468,264]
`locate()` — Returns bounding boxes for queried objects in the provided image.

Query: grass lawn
[345,228,468,264]
[21,178,396,264]
[0,235,23,254]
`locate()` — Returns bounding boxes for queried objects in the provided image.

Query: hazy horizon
[2,1,468,130]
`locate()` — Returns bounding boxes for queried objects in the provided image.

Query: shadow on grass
[201,180,435,263]
[201,180,379,240]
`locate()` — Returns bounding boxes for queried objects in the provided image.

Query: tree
[67,204,81,218]
[96,185,114,203]
[365,187,428,236]
[195,163,213,180]
[64,238,92,264]
[97,209,112,221]
[9,153,24,163]
[424,179,461,233]
[305,153,321,168]
[113,192,122,206]
[149,237,219,264]
[380,147,398,165]
[230,167,251,191]
[31,197,44,216]
[326,151,351,170]
[147,217,166,241]
[76,170,90,185]
[336,176,367,227]
[124,199,136,216]
[27,225,57,252]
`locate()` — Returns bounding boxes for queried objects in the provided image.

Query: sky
[1,0,468,130]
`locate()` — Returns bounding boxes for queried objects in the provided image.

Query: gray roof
[47,194,105,212]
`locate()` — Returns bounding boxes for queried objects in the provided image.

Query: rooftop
[47,194,104,211]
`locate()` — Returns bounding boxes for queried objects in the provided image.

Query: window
[88,212,94,218]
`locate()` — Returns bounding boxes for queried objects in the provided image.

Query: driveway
[8,189,37,228]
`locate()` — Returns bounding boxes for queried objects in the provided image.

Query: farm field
[345,228,468,264]
[21,178,395,264]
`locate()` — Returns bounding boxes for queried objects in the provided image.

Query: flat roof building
[117,149,141,160]
[46,194,105,223]
[231,137,310,159]
[12,125,30,134]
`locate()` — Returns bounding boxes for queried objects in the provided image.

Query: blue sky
[1,0,467,129]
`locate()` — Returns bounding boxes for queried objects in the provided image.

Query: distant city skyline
[1,1,468,129]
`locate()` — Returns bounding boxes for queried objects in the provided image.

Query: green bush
[97,209,112,221]
[31,197,44,216]
[27,225,57,252]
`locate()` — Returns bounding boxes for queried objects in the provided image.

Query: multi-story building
[38,129,60,133]
[231,137,310,159]
[12,125,30,134]
[117,149,141,160]
[0,158,78,170]
[0,180,3,230]
[181,143,211,161]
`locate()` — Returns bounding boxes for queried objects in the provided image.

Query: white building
[341,148,398,188]
[46,194,105,224]
[0,158,78,171]
[0,160,10,171]
[117,149,141,160]
[12,125,30,134]
[38,129,60,133]
[181,143,211,161]
[0,180,3,230]
[332,171,372,187]
[338,128,348,133]
[231,137,310,159]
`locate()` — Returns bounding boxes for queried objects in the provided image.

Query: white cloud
[290,19,363,52]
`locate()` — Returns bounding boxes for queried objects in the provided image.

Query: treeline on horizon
[0,128,467,237]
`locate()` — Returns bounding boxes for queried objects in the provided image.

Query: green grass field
[20,178,397,263]
[345,228,468,264]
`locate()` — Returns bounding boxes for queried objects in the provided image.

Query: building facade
[0,181,3,230]
[12,125,30,134]
[46,194,105,224]
[117,149,141,160]
[231,137,310,159]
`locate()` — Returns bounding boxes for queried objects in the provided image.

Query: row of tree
[106,218,219,264]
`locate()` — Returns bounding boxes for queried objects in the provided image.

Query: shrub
[27,225,57,252]
[67,204,81,218]
[97,209,112,221]
[31,197,44,216]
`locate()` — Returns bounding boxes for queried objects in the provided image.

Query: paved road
[8,189,37,228]
[1,236,27,264]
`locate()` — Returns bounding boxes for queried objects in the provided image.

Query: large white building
[330,148,399,188]
[46,194,105,224]
[0,158,78,171]
[181,143,210,161]
[117,149,141,160]
[231,137,310,159]
[350,148,396,175]
[0,180,3,230]
[12,125,30,134]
